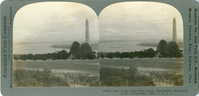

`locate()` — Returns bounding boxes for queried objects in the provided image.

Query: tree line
[157,40,183,58]
[69,41,96,59]
[99,39,182,59]
[99,48,156,59]
[13,40,183,61]
[13,50,70,61]
[13,41,96,61]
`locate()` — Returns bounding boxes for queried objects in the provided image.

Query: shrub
[129,54,134,59]
[42,56,47,61]
[100,67,155,86]
[13,68,69,87]
[86,53,95,60]
[139,55,143,58]
[52,57,57,60]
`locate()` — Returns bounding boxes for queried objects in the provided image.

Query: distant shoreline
[49,43,99,50]
[137,41,183,49]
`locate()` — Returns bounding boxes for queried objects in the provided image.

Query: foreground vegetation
[14,68,99,87]
[100,67,183,87]
[146,70,183,86]
[14,67,183,87]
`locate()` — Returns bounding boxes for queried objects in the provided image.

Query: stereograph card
[0,0,199,96]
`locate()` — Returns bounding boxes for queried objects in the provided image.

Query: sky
[14,2,183,45]
[13,2,98,44]
[99,2,183,42]
[13,1,184,44]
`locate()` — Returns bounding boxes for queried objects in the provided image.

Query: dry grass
[146,71,183,86]
[14,68,99,87]
[14,67,183,87]
[62,72,99,87]
[100,67,155,87]
[100,67,183,87]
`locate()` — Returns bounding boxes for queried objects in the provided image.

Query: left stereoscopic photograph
[13,2,99,87]
[12,1,184,88]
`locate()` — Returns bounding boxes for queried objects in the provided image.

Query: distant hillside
[136,42,158,47]
[49,43,99,50]
[137,42,183,49]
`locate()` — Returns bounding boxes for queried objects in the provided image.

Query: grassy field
[100,67,183,87]
[14,68,99,87]
[14,67,183,87]
[13,60,99,75]
[13,58,183,87]
[100,58,183,86]
[100,58,183,73]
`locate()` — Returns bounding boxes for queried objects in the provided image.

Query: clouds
[13,2,183,45]
[14,2,98,43]
[99,2,183,42]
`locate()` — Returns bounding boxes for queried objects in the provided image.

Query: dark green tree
[13,54,20,61]
[100,53,104,59]
[145,48,156,58]
[107,52,113,59]
[166,41,182,58]
[86,53,96,59]
[129,52,134,58]
[70,41,81,59]
[121,52,129,58]
[27,54,33,60]
[157,39,168,57]
[80,43,93,59]
[57,50,69,60]
[20,55,27,61]
[42,55,47,61]
[114,52,121,58]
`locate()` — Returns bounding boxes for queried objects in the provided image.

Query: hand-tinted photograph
[13,2,99,87]
[13,1,183,87]
[99,2,183,87]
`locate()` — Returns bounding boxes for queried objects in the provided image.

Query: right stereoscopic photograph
[99,2,183,87]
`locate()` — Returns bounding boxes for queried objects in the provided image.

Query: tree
[70,41,81,59]
[51,53,57,60]
[86,53,96,59]
[134,51,138,57]
[80,43,93,59]
[27,54,33,60]
[13,54,20,61]
[57,50,69,60]
[157,39,168,57]
[100,53,104,59]
[148,48,156,58]
[166,41,182,58]
[114,52,121,58]
[107,52,113,59]
[121,52,129,58]
[144,48,156,58]
[138,51,144,57]
[42,56,47,61]
[129,52,134,58]
[20,55,27,61]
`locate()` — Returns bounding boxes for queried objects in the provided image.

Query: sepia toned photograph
[99,2,183,87]
[2,0,199,95]
[13,1,184,87]
[13,2,99,87]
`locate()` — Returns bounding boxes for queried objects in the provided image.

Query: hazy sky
[14,2,98,44]
[14,2,183,45]
[99,2,183,42]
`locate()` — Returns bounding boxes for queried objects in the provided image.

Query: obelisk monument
[173,17,177,42]
[85,19,89,44]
